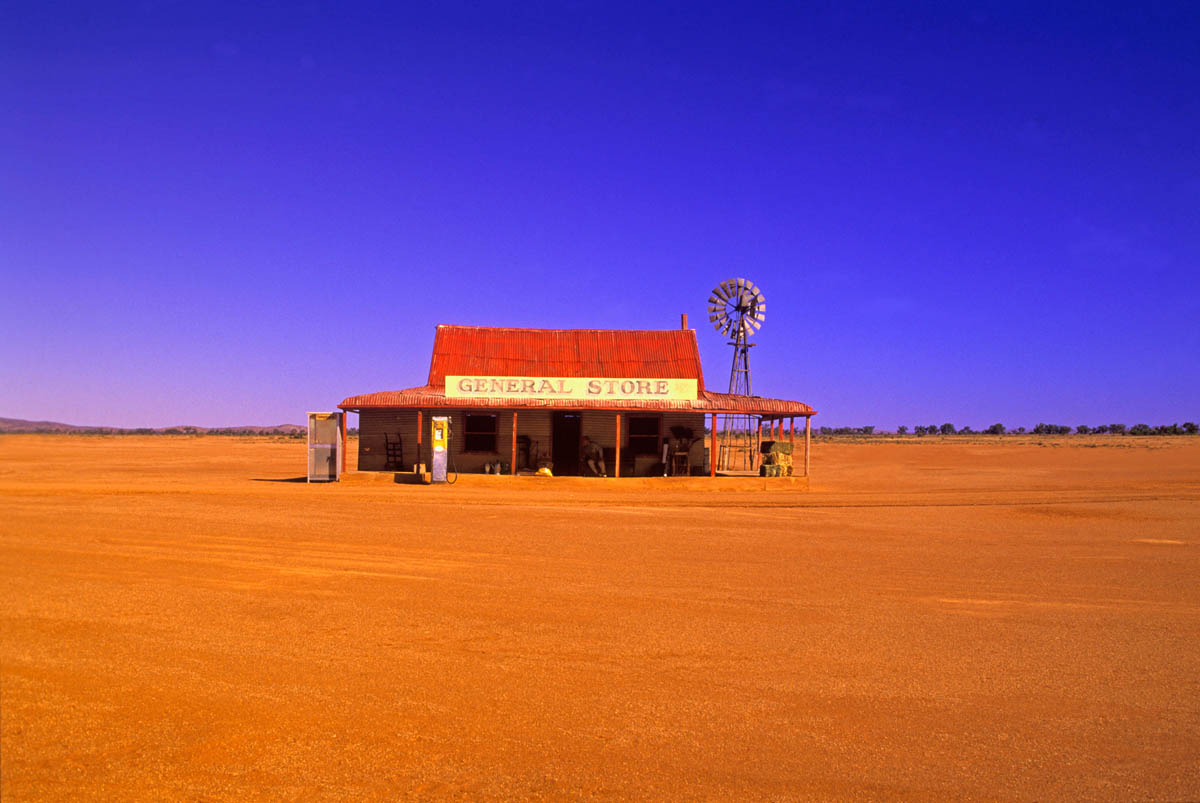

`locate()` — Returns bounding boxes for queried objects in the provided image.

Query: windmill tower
[707,278,766,471]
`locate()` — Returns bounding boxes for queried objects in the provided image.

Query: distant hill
[0,417,307,435]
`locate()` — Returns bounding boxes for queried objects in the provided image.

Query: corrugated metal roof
[340,324,815,416]
[339,385,815,416]
[427,325,705,388]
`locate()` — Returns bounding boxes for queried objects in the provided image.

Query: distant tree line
[896,422,1198,437]
[8,427,325,438]
[810,422,1199,438]
[817,426,875,436]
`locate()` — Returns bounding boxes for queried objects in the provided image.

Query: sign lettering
[446,376,697,401]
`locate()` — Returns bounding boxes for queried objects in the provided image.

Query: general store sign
[446,376,698,401]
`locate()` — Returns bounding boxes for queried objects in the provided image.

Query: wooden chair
[668,427,698,477]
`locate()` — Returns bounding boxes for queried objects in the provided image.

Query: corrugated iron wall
[582,410,706,475]
[359,409,557,473]
[517,412,553,468]
[662,411,708,474]
[358,408,707,475]
[358,409,418,471]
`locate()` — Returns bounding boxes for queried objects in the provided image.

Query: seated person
[581,435,607,477]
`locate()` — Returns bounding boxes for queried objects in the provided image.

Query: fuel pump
[430,415,451,483]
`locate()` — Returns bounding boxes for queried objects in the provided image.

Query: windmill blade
[746,281,760,295]
[748,318,762,331]
[720,280,736,299]
[710,284,729,302]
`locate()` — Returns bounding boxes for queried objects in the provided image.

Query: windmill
[707,278,766,471]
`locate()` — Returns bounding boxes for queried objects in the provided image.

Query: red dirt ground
[2,435,1198,799]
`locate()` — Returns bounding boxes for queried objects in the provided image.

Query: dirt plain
[2,434,1198,800]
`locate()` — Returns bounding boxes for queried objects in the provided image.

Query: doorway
[552,412,582,475]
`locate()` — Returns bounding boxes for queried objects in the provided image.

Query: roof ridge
[436,324,691,333]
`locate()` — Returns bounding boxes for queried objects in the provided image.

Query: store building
[338,318,816,478]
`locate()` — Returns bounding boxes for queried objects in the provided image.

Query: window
[627,416,661,456]
[463,414,498,452]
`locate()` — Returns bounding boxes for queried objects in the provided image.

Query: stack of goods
[759,440,794,477]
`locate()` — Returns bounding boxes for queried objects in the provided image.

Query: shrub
[1109,423,1126,435]
[897,425,908,435]
[1184,422,1198,434]
[1076,425,1091,434]
[940,423,956,436]
[984,423,1005,435]
[1128,423,1152,435]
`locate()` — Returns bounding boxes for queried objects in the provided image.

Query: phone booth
[430,415,450,483]
[307,411,344,482]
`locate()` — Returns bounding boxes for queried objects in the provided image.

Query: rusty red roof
[427,325,705,388]
[340,385,815,416]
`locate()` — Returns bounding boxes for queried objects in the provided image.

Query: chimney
[680,313,689,330]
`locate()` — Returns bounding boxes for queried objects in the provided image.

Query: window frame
[626,415,662,457]
[461,412,499,454]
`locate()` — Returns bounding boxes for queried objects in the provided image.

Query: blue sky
[3,1,1197,429]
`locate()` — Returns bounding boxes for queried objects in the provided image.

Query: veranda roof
[340,385,814,416]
